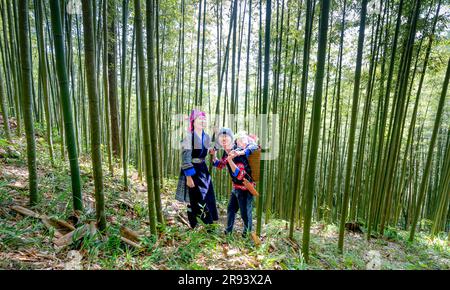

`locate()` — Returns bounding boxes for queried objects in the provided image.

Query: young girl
[211,128,258,237]
[175,110,218,229]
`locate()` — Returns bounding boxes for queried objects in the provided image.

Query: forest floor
[0,126,449,270]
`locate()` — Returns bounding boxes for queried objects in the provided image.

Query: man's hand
[227,151,237,162]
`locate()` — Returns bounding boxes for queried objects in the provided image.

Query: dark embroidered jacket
[180,130,211,176]
[213,143,258,190]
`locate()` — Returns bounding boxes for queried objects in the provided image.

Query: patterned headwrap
[188,109,206,132]
[248,134,258,144]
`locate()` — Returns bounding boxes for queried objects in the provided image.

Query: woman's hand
[186,176,195,188]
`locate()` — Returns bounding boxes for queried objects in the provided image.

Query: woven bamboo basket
[248,147,261,181]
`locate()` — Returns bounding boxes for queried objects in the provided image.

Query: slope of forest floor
[0,127,449,270]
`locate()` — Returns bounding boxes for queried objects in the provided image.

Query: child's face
[219,134,233,149]
[236,137,248,149]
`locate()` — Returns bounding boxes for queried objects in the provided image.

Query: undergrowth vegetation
[0,135,449,270]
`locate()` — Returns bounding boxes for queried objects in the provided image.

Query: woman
[175,109,218,229]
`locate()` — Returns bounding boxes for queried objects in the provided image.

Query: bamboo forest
[0,0,449,271]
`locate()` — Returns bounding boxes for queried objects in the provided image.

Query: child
[233,130,259,157]
[211,128,258,237]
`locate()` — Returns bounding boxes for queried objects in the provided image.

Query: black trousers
[225,189,253,235]
[187,186,214,228]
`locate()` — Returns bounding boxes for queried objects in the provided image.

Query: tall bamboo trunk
[49,0,83,211]
[135,0,157,235]
[147,0,163,225]
[81,0,107,230]
[107,0,120,158]
[18,0,38,206]
[301,0,330,262]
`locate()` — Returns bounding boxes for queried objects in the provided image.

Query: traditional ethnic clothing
[175,129,218,228]
[213,140,258,236]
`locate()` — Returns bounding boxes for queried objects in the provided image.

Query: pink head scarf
[188,109,206,132]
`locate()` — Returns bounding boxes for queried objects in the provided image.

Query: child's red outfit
[214,156,256,191]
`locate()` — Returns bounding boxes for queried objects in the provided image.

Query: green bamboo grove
[0,0,449,261]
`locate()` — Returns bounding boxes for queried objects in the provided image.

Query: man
[211,128,258,237]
